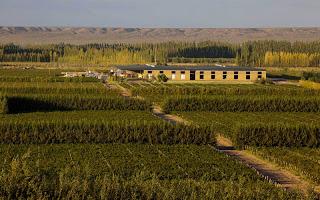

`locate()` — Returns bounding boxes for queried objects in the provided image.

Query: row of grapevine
[163,96,320,113]
[232,123,320,148]
[0,121,215,145]
[4,95,152,113]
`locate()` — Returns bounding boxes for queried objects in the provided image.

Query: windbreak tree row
[162,96,320,113]
[3,40,320,67]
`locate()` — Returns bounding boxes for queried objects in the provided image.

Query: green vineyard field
[163,96,320,113]
[177,112,320,147]
[0,144,302,199]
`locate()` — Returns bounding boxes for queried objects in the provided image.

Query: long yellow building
[113,65,267,82]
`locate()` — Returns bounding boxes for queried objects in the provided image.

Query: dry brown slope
[1,26,320,44]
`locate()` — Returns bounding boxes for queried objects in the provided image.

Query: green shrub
[302,71,320,83]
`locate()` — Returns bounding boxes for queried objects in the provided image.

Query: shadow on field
[6,97,70,114]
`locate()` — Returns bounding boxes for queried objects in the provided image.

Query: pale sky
[1,0,320,28]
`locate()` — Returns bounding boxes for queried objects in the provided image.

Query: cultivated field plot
[0,72,151,113]
[178,112,320,186]
[120,82,320,104]
[0,82,119,95]
[0,144,302,199]
[176,112,320,129]
[177,112,320,147]
[126,82,320,96]
[0,110,161,122]
[0,111,214,145]
[0,69,63,78]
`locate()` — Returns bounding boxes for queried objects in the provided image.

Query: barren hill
[1,27,320,45]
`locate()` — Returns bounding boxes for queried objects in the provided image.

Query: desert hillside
[1,27,320,44]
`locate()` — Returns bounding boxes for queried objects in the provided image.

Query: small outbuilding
[112,65,266,82]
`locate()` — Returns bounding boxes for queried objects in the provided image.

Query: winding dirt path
[111,81,317,196]
[108,82,131,97]
[216,135,313,194]
[152,105,186,124]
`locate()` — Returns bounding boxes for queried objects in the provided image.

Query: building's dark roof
[115,65,265,72]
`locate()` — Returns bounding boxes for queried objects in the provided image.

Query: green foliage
[168,57,235,64]
[0,121,215,145]
[248,147,320,184]
[157,74,169,82]
[0,144,303,199]
[163,96,320,113]
[0,42,237,65]
[0,76,100,83]
[302,71,320,83]
[233,123,320,148]
[3,40,320,67]
[0,110,161,122]
[129,83,319,97]
[0,96,8,114]
[176,112,320,144]
[0,82,119,95]
[0,69,313,198]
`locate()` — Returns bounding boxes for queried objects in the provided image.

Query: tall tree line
[237,41,320,67]
[0,42,237,65]
[1,41,320,67]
